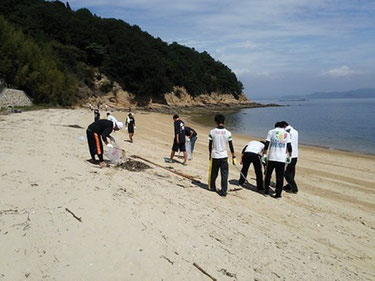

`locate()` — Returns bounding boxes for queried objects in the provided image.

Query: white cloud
[67,0,375,95]
[322,66,360,78]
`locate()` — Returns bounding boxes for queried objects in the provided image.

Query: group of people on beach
[85,105,298,199]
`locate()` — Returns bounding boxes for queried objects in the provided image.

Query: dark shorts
[128,125,134,133]
[172,141,186,152]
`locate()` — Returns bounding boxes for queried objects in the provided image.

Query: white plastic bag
[104,137,125,164]
[186,138,192,160]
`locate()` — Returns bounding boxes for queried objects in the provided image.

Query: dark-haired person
[263,122,292,198]
[239,140,265,190]
[86,119,123,168]
[281,121,299,193]
[126,113,136,143]
[184,126,198,156]
[169,114,187,164]
[94,108,100,122]
[208,114,236,197]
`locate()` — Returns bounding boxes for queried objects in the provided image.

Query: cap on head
[173,114,179,119]
[116,121,124,130]
[214,114,225,124]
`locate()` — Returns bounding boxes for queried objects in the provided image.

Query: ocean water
[192,98,375,154]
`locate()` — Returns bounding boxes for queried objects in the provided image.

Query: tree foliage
[0,16,77,105]
[0,0,244,105]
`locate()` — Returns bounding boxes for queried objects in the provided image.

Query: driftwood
[131,155,198,182]
[65,208,82,222]
[193,263,217,281]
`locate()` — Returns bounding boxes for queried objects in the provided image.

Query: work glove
[286,157,291,164]
[232,156,237,165]
[261,155,268,164]
[106,143,113,149]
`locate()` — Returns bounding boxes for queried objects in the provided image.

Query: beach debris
[65,208,82,222]
[117,159,151,172]
[219,268,237,279]
[193,263,217,281]
[160,255,174,265]
[0,209,18,215]
[132,155,198,181]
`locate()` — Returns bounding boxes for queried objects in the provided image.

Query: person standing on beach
[239,140,265,190]
[169,114,187,164]
[86,119,123,168]
[184,126,198,156]
[263,122,292,198]
[94,108,100,121]
[281,121,299,193]
[208,114,236,197]
[126,113,136,143]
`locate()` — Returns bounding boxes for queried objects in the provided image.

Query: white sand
[0,109,374,281]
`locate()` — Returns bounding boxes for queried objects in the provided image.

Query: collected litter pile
[117,159,152,172]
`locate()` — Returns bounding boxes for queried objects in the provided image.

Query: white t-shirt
[285,125,298,158]
[244,141,264,155]
[266,127,291,163]
[209,128,232,159]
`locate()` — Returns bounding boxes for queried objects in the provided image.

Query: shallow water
[192,98,375,154]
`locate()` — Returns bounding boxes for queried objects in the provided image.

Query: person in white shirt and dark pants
[239,140,265,190]
[263,122,292,198]
[281,121,299,193]
[208,114,236,197]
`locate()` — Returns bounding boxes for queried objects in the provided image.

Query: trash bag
[186,138,192,160]
[104,137,125,164]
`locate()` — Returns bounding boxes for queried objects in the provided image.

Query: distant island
[281,88,375,100]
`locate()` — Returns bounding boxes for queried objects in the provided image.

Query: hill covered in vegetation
[0,0,244,106]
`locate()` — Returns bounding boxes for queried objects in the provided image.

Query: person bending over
[86,119,123,168]
[239,140,265,190]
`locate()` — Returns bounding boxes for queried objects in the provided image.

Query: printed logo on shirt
[271,131,288,148]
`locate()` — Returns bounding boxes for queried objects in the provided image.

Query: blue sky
[68,0,375,99]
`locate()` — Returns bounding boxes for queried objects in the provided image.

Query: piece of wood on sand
[193,262,217,281]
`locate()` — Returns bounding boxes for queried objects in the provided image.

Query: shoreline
[184,111,375,158]
[1,108,374,280]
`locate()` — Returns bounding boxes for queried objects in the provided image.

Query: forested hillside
[0,0,244,106]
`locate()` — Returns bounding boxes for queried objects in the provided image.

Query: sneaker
[219,191,227,197]
[274,194,282,199]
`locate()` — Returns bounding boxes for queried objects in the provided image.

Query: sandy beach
[0,108,374,281]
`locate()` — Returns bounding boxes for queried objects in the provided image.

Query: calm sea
[192,98,375,155]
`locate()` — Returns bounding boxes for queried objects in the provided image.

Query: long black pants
[264,161,285,197]
[239,152,263,189]
[210,158,228,195]
[284,158,298,192]
[86,129,104,161]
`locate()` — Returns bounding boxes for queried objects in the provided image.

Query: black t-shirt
[88,119,113,142]
[184,126,197,137]
[127,116,135,128]
[174,120,185,143]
